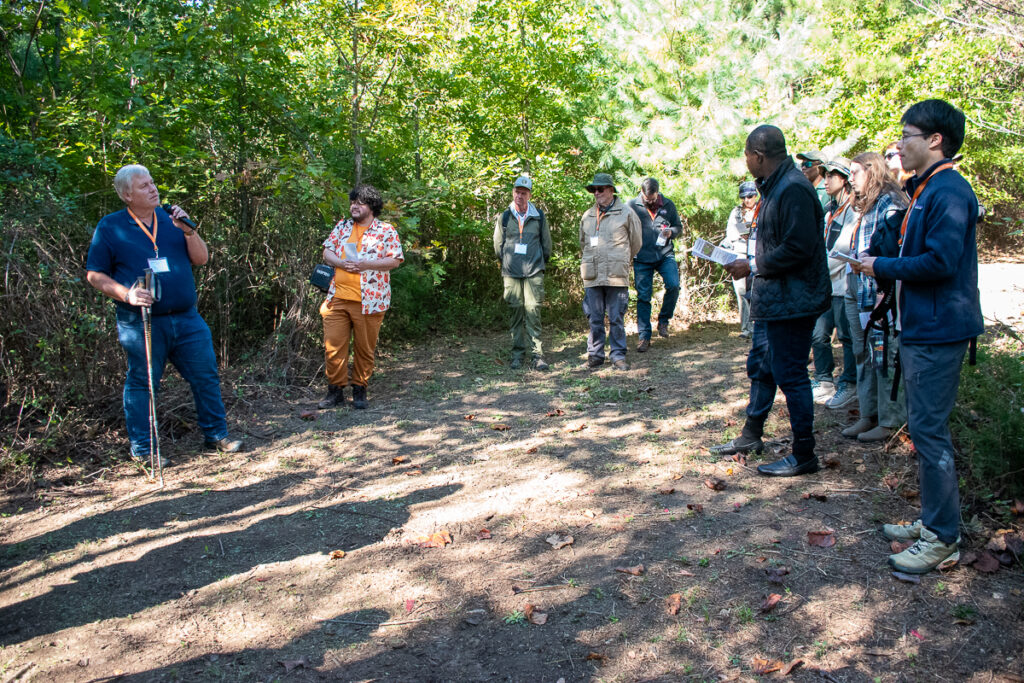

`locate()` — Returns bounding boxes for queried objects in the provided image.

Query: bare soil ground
[2,316,1023,683]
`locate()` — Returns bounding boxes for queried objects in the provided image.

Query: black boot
[756,437,819,477]
[352,384,369,409]
[318,384,346,409]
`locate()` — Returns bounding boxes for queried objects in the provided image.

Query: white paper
[690,237,738,265]
[828,249,861,266]
[343,243,359,261]
[590,236,599,247]
[147,257,170,273]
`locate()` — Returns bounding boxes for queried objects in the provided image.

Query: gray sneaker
[888,527,959,574]
[812,380,834,404]
[825,384,858,410]
[882,519,924,541]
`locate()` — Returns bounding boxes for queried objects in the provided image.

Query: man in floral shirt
[318,185,403,410]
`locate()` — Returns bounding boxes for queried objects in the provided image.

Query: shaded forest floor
[2,315,1023,683]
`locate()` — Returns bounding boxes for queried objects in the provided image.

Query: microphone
[162,203,196,229]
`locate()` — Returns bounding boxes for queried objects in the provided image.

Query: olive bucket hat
[585,173,617,193]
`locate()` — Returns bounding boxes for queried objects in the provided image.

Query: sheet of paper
[343,243,359,261]
[690,237,738,266]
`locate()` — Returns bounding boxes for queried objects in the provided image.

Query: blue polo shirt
[86,207,198,316]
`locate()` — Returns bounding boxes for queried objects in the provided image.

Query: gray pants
[583,286,628,362]
[733,276,752,334]
[503,274,544,360]
[844,278,906,427]
[902,341,967,545]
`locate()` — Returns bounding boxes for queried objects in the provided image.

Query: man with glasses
[579,173,642,370]
[796,150,830,209]
[712,126,831,477]
[855,99,983,574]
[626,178,683,352]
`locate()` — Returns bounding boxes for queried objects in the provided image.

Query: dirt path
[1,321,1022,682]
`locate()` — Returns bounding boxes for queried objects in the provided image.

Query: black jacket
[750,157,831,321]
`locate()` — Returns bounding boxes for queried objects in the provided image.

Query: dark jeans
[633,255,680,341]
[116,307,229,458]
[902,341,967,545]
[583,286,628,361]
[811,295,856,385]
[745,316,817,457]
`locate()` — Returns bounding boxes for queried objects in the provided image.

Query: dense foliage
[2,0,1022,480]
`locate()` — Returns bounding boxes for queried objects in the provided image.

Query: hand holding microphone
[162,203,196,233]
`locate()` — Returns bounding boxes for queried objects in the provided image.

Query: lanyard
[825,195,852,238]
[900,162,954,245]
[746,201,761,259]
[646,207,658,222]
[127,207,158,256]
[512,207,528,241]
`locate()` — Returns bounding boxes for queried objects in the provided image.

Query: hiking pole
[138,269,164,486]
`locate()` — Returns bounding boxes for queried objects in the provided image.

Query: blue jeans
[633,256,680,340]
[583,286,628,361]
[745,316,817,457]
[116,307,229,458]
[901,342,967,545]
[811,295,856,385]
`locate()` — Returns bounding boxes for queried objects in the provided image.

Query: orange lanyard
[825,195,852,238]
[647,207,658,222]
[512,207,527,241]
[127,207,158,256]
[900,163,954,246]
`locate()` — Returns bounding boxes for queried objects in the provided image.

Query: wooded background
[2,0,1022,471]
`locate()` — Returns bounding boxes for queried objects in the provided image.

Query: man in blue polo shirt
[86,165,241,467]
[856,99,983,573]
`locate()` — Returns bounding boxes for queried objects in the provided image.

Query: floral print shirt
[322,217,404,314]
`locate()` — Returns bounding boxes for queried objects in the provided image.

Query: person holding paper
[712,126,830,477]
[856,99,983,575]
[86,164,242,467]
[840,152,908,442]
[627,178,682,352]
[319,185,404,409]
[579,173,642,370]
[493,175,552,370]
[721,181,759,338]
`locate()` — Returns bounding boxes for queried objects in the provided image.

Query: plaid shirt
[849,192,899,310]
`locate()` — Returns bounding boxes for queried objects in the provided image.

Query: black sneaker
[318,384,346,409]
[352,384,369,409]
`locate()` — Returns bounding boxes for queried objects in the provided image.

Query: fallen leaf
[404,599,415,613]
[972,550,1001,573]
[666,593,682,615]
[899,488,920,501]
[781,658,804,675]
[725,467,734,475]
[614,564,644,576]
[730,453,747,466]
[652,428,662,433]
[822,454,841,469]
[410,530,452,548]
[882,473,900,490]
[278,658,308,673]
[329,550,346,560]
[801,491,828,502]
[658,487,675,495]
[546,533,574,550]
[477,528,492,540]
[299,410,316,421]
[405,469,423,476]
[566,423,587,433]
[704,477,726,491]
[582,508,599,518]
[890,540,912,553]
[585,652,608,664]
[526,447,538,454]
[464,414,475,420]
[524,603,548,625]
[987,530,1024,556]
[910,629,924,640]
[686,503,704,513]
[1011,500,1024,516]
[759,593,782,612]
[892,571,921,584]
[391,455,409,465]
[765,566,790,584]
[491,423,510,431]
[753,657,783,675]
[678,569,694,576]
[807,530,836,548]
[545,409,565,417]
[671,473,684,480]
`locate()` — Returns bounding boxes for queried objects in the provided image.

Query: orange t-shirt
[332,222,369,302]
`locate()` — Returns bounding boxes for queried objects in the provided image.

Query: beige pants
[321,299,384,387]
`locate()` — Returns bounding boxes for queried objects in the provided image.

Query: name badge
[148,257,170,273]
[514,243,528,255]
[590,236,599,247]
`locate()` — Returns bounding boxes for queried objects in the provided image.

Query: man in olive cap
[493,175,552,370]
[796,150,829,209]
[579,173,642,370]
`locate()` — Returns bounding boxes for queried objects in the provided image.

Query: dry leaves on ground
[658,487,675,495]
[687,503,704,513]
[566,423,587,433]
[765,566,790,584]
[759,593,782,612]
[279,658,309,673]
[477,528,492,540]
[614,564,644,576]
[329,550,346,560]
[666,593,682,615]
[1011,500,1024,516]
[545,409,564,417]
[704,477,726,491]
[585,652,608,664]
[409,531,452,548]
[802,491,827,502]
[299,410,316,421]
[752,657,783,674]
[524,604,548,625]
[546,533,574,550]
[807,530,836,548]
[822,454,841,469]
[391,455,409,465]
[491,423,510,431]
[781,659,804,675]
[463,414,475,420]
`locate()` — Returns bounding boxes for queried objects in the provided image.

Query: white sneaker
[812,380,835,404]
[888,527,959,574]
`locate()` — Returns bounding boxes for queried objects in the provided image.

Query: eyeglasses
[884,151,899,160]
[590,186,612,193]
[800,160,817,169]
[900,131,929,142]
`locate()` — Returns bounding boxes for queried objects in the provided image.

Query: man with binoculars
[86,164,241,468]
